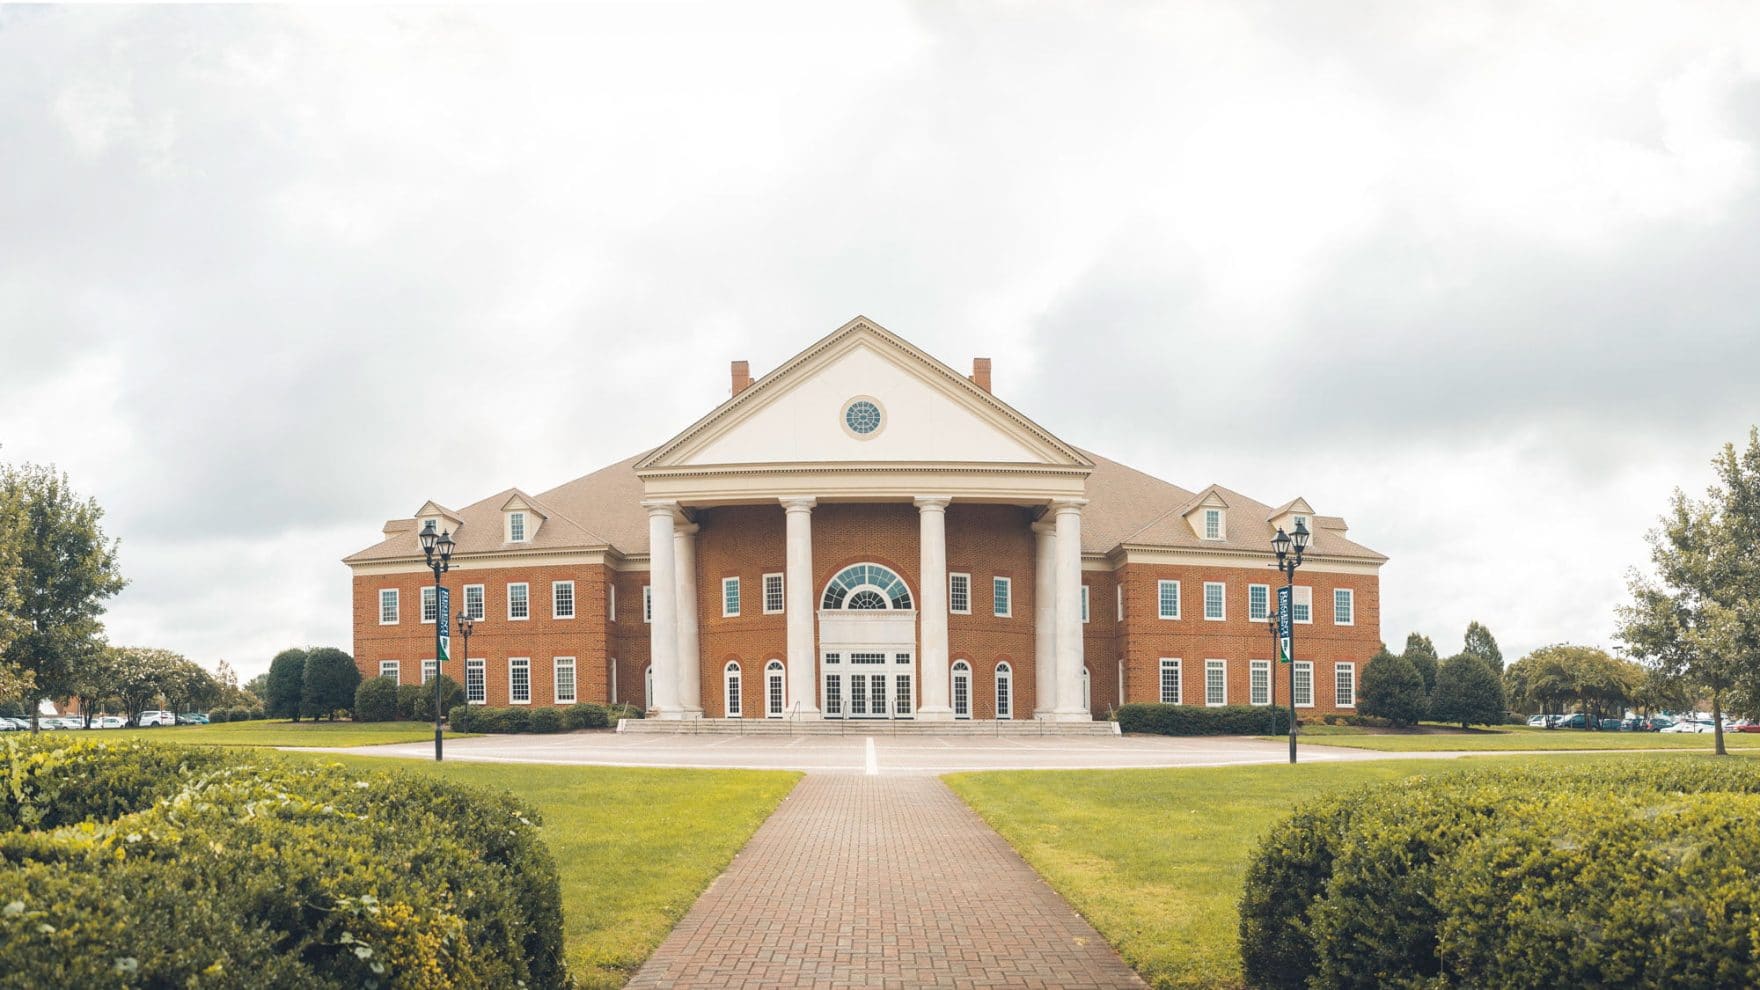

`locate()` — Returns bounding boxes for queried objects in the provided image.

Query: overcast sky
[3,2,1758,680]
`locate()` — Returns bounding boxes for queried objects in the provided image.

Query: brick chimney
[970,357,992,394]
[730,360,752,396]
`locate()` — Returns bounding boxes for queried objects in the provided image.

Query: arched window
[644,664,652,710]
[765,659,786,718]
[952,661,971,720]
[996,662,1013,720]
[1082,666,1091,712]
[725,661,742,718]
[821,563,913,610]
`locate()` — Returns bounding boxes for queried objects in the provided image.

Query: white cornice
[1107,544,1384,575]
[344,546,619,576]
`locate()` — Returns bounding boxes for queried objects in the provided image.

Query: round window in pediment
[841,397,884,438]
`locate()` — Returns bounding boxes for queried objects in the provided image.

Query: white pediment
[640,318,1089,470]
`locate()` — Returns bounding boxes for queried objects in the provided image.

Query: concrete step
[616,718,1121,737]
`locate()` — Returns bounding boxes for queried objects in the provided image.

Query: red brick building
[345,318,1386,720]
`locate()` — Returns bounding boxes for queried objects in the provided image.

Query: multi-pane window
[643,585,652,623]
[1204,582,1226,621]
[464,584,485,621]
[466,658,486,704]
[553,581,575,619]
[1294,661,1314,707]
[1292,586,1312,624]
[379,660,399,682]
[1116,584,1124,621]
[1158,580,1181,619]
[993,577,1011,617]
[421,587,438,624]
[949,574,971,614]
[952,663,971,718]
[766,661,784,717]
[722,577,741,617]
[1206,659,1227,706]
[607,583,616,620]
[1250,660,1271,706]
[725,662,742,717]
[1336,663,1356,708]
[1334,588,1354,626]
[422,659,437,684]
[995,663,1012,719]
[379,589,399,625]
[509,657,531,704]
[508,512,526,542]
[1249,584,1270,622]
[763,573,784,614]
[1081,585,1090,623]
[1159,658,1182,704]
[1204,508,1222,540]
[508,583,529,620]
[554,657,577,704]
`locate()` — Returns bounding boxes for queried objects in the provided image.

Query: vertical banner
[1276,585,1292,664]
[437,586,452,663]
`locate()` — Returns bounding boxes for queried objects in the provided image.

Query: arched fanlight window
[952,660,972,720]
[821,563,913,610]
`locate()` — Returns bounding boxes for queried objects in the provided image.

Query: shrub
[300,646,360,720]
[1358,649,1427,726]
[1428,653,1506,729]
[353,676,398,723]
[412,674,463,722]
[528,708,562,733]
[563,703,608,730]
[1116,703,1291,736]
[395,683,423,720]
[448,703,473,731]
[208,709,231,723]
[0,737,567,987]
[1240,760,1760,990]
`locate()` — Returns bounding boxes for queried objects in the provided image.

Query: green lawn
[1290,724,1760,752]
[89,719,480,748]
[287,752,799,988]
[946,756,1651,990]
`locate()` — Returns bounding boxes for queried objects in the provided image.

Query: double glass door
[823,651,913,719]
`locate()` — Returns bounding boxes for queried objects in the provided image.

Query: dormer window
[508,512,527,543]
[1203,508,1223,540]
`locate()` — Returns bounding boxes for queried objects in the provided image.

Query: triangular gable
[637,316,1092,470]
[1266,497,1314,522]
[499,491,548,519]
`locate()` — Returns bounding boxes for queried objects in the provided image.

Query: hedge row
[449,702,644,733]
[1240,759,1760,990]
[206,707,269,723]
[1115,703,1292,736]
[0,737,568,988]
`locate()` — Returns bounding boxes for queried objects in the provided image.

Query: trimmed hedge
[353,676,398,723]
[1116,703,1292,736]
[0,737,567,988]
[450,702,642,734]
[1240,759,1760,990]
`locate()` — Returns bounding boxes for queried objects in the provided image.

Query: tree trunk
[1713,691,1727,757]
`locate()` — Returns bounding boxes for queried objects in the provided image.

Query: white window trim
[642,585,652,623]
[507,582,530,621]
[507,511,528,544]
[463,584,486,622]
[379,589,399,625]
[554,656,577,705]
[1158,580,1181,620]
[1333,588,1355,626]
[1205,659,1228,707]
[1294,660,1315,708]
[1250,659,1272,706]
[379,660,399,682]
[421,659,437,684]
[995,662,1013,720]
[1248,583,1270,622]
[1159,657,1182,705]
[1081,584,1090,623]
[949,572,972,615]
[762,573,785,614]
[1203,508,1224,541]
[1336,661,1357,709]
[764,659,785,718]
[553,580,576,620]
[993,576,1012,618]
[466,657,487,705]
[607,582,616,622]
[1293,585,1313,625]
[1204,581,1227,622]
[722,576,741,618]
[509,657,532,705]
[420,586,437,625]
[724,661,742,718]
[1116,584,1124,622]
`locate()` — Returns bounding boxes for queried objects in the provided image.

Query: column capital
[779,496,817,513]
[1031,518,1057,535]
[913,495,953,511]
[643,499,681,518]
[1050,498,1089,514]
[674,522,700,537]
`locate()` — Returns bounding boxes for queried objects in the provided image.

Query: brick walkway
[628,774,1145,989]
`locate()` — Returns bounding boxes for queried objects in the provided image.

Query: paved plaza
[627,773,1147,989]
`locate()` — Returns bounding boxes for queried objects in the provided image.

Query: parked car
[96,715,127,729]
[177,713,209,725]
[1642,716,1675,731]
[1599,718,1625,731]
[1526,714,1550,728]
[136,711,176,727]
[1662,719,1717,734]
[1732,720,1760,734]
[1555,713,1591,729]
[0,716,25,731]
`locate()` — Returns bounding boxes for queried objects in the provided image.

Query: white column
[674,522,702,717]
[781,497,820,717]
[1052,498,1090,720]
[1032,518,1056,718]
[644,501,683,719]
[915,496,954,720]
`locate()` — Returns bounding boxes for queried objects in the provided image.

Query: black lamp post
[1265,608,1280,735]
[456,611,475,706]
[419,521,455,762]
[1272,518,1310,765]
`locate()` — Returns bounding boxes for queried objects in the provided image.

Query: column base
[915,706,955,721]
[789,705,823,719]
[655,707,692,721]
[1048,709,1094,722]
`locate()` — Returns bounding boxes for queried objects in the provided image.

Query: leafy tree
[300,647,360,720]
[354,676,398,722]
[1504,644,1642,726]
[1462,621,1505,675]
[1429,654,1506,729]
[265,648,308,720]
[67,643,124,726]
[1619,427,1760,757]
[110,646,192,723]
[1403,633,1439,697]
[242,671,269,704]
[414,674,464,723]
[1359,648,1428,727]
[0,464,125,729]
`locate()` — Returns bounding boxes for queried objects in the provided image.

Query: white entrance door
[952,661,971,719]
[823,651,914,719]
[765,660,785,718]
